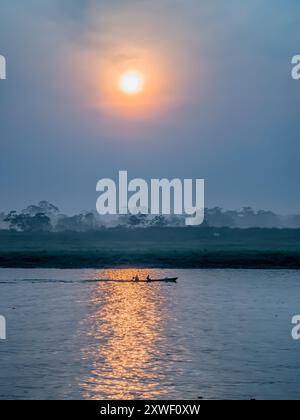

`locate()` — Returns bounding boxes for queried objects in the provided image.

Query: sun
[118,70,145,96]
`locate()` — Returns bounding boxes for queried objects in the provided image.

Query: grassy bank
[0,227,300,269]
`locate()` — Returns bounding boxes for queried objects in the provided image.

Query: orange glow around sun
[75,47,170,119]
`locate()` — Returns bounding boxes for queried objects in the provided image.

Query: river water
[0,268,299,400]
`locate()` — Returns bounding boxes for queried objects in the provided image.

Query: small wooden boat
[144,277,178,283]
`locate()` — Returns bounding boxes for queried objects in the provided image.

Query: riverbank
[0,228,300,269]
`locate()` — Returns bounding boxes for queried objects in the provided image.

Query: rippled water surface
[0,268,299,400]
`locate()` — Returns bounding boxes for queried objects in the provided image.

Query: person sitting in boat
[132,275,140,282]
[146,275,151,282]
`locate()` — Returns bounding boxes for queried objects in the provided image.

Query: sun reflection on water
[80,269,175,399]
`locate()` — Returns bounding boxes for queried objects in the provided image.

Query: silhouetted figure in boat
[132,275,140,282]
[146,275,152,282]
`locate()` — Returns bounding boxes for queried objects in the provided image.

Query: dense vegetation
[1,201,300,231]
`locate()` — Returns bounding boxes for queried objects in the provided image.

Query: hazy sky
[0,0,300,213]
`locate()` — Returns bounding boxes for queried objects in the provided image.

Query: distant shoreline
[1,227,300,269]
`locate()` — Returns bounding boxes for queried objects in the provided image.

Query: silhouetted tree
[150,215,168,227]
[127,213,148,227]
[4,212,51,232]
[22,201,59,216]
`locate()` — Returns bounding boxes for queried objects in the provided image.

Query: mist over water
[0,268,299,400]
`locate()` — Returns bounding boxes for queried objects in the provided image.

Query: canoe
[144,277,178,283]
[86,277,178,284]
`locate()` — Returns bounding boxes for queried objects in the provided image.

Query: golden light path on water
[79,269,177,400]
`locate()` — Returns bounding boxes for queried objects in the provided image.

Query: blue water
[0,268,299,400]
